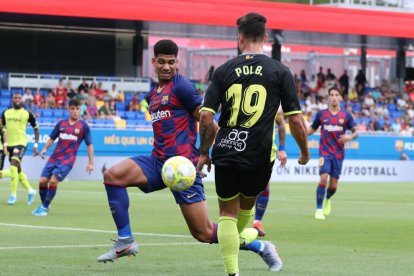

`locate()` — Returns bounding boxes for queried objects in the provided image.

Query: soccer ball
[161,156,196,191]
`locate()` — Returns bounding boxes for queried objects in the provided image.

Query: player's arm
[40,138,55,159]
[196,70,221,176]
[280,69,310,165]
[275,113,287,167]
[28,111,39,156]
[1,111,7,155]
[192,106,219,139]
[339,112,358,144]
[307,111,321,136]
[84,123,94,175]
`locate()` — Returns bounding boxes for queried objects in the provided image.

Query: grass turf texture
[0,181,413,275]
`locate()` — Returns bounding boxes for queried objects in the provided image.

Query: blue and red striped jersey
[311,109,355,160]
[146,74,203,164]
[48,119,92,166]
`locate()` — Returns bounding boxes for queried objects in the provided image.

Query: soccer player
[308,86,357,220]
[1,93,39,205]
[197,13,310,276]
[32,99,94,216]
[97,39,280,271]
[252,112,287,237]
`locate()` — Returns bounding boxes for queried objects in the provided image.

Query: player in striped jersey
[308,86,357,220]
[32,99,94,216]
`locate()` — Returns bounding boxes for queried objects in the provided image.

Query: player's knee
[103,168,116,183]
[191,229,212,243]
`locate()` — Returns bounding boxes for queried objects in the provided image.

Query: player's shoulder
[173,74,193,87]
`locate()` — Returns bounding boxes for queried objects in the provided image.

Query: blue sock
[255,186,269,221]
[326,187,336,199]
[240,240,263,253]
[39,187,47,203]
[42,187,56,208]
[214,224,263,253]
[316,184,326,209]
[104,184,132,238]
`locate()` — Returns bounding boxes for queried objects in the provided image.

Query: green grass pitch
[0,180,413,275]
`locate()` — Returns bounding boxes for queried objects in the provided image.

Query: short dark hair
[153,39,178,57]
[328,85,342,96]
[69,99,80,107]
[237,13,267,42]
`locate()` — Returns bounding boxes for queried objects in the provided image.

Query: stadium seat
[136,112,145,120]
[53,110,64,118]
[0,99,10,107]
[1,89,11,97]
[125,111,136,120]
[387,104,397,112]
[115,102,125,111]
[41,109,54,117]
[117,111,127,119]
[11,88,23,95]
[93,119,108,125]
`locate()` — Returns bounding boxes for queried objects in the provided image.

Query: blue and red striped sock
[255,185,270,221]
[316,184,326,209]
[42,186,56,208]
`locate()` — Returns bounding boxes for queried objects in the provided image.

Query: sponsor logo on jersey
[161,95,169,105]
[324,124,343,132]
[150,110,172,122]
[217,129,249,152]
[59,133,78,141]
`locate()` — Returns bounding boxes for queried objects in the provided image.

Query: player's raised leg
[97,158,147,262]
[253,184,270,236]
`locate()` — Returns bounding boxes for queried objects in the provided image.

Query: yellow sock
[10,166,19,196]
[19,171,33,192]
[0,169,11,178]
[218,216,239,275]
[237,208,254,233]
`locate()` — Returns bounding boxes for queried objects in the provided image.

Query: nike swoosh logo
[186,193,197,199]
[116,245,132,255]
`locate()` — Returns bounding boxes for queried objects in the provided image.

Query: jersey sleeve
[201,70,222,114]
[83,122,92,145]
[1,110,5,127]
[346,111,355,130]
[49,121,61,140]
[28,111,39,129]
[174,79,203,112]
[311,111,321,130]
[280,68,302,116]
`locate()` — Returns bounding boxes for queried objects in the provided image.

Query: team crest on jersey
[74,128,80,134]
[161,95,169,105]
[13,148,20,154]
[339,119,344,125]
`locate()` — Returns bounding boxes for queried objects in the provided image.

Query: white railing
[327,0,414,11]
[8,73,151,92]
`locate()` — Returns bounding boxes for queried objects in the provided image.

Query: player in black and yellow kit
[197,13,310,275]
[2,93,39,205]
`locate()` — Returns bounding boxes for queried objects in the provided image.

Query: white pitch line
[0,222,193,239]
[0,242,201,251]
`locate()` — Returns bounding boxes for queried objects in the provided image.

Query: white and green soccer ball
[161,156,196,191]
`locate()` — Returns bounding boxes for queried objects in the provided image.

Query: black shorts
[0,150,5,170]
[7,145,27,163]
[215,162,274,200]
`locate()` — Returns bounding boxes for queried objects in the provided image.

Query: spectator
[140,98,149,113]
[128,93,141,111]
[326,68,336,81]
[391,118,402,133]
[78,80,89,93]
[338,70,349,96]
[98,100,115,119]
[54,79,67,108]
[355,69,367,96]
[108,84,121,102]
[79,99,88,119]
[28,100,40,118]
[76,89,88,102]
[204,65,215,84]
[364,93,375,108]
[33,88,44,108]
[95,82,105,100]
[87,88,98,118]
[44,91,56,109]
[22,88,34,106]
[66,81,77,99]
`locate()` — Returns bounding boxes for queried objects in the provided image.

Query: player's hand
[338,135,351,144]
[196,155,211,178]
[277,150,287,168]
[86,163,94,175]
[298,151,310,165]
[40,149,47,159]
[33,147,39,157]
